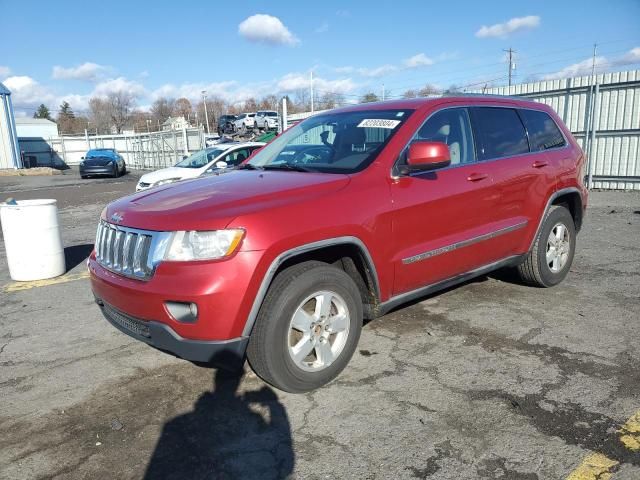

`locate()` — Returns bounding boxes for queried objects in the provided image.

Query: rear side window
[471,107,529,160]
[519,109,566,151]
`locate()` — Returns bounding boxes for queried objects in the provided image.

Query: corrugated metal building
[473,69,640,190]
[0,82,21,169]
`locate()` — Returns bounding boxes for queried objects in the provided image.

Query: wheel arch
[242,237,380,337]
[529,187,584,253]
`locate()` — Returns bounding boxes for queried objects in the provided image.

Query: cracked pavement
[0,172,639,479]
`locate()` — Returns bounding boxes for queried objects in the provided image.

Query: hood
[139,166,201,185]
[106,170,350,231]
[84,157,114,166]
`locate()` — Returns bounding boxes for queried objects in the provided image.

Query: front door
[390,107,502,295]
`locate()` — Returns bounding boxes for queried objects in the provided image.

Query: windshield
[86,149,115,158]
[246,109,413,174]
[175,148,226,168]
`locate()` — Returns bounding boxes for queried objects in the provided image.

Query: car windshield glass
[247,109,413,174]
[267,112,277,117]
[175,148,226,168]
[86,150,114,158]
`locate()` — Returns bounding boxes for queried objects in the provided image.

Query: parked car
[90,96,587,393]
[233,112,256,132]
[217,115,237,136]
[254,110,279,131]
[79,148,126,178]
[135,142,264,191]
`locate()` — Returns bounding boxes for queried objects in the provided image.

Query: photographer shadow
[144,353,294,480]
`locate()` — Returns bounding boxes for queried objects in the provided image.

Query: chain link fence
[25,127,206,171]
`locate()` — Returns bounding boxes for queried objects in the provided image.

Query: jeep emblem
[110,212,124,223]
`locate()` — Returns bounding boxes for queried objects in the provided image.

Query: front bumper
[80,165,114,175]
[97,299,248,363]
[89,250,265,341]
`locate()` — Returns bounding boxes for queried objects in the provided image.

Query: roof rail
[441,92,529,101]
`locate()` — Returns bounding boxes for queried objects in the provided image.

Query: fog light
[165,301,198,323]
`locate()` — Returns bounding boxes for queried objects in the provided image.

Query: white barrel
[0,199,66,281]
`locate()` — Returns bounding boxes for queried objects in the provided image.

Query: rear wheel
[517,205,576,287]
[247,261,362,393]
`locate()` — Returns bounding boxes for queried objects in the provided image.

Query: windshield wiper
[262,163,314,172]
[237,164,263,170]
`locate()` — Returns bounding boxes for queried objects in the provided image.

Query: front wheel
[517,205,576,287]
[247,261,362,393]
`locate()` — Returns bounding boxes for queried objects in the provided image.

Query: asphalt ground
[0,169,639,479]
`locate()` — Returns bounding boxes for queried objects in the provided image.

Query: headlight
[154,178,181,187]
[165,229,245,261]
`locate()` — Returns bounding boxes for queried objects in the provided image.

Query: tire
[517,205,576,287]
[254,122,258,130]
[80,175,88,179]
[121,164,127,175]
[112,163,119,178]
[247,261,363,393]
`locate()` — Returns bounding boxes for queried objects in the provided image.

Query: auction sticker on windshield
[357,119,401,129]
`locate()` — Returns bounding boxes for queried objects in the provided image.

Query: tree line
[32,83,449,135]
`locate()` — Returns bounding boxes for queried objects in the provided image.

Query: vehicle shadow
[144,353,294,480]
[64,243,94,271]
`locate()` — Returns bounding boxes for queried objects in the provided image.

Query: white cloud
[2,75,57,108]
[476,15,540,39]
[336,9,350,18]
[315,22,329,33]
[0,66,11,79]
[404,53,434,68]
[357,65,398,77]
[92,77,146,98]
[541,47,640,80]
[277,72,357,94]
[334,66,355,74]
[52,62,109,81]
[238,14,299,46]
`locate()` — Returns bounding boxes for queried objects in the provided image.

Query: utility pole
[382,84,385,101]
[310,71,314,113]
[504,48,516,87]
[202,90,210,134]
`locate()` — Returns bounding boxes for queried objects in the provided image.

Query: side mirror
[215,160,228,169]
[81,156,85,160]
[182,155,188,160]
[406,141,450,172]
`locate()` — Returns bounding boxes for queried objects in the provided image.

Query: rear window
[471,107,529,160]
[519,109,566,151]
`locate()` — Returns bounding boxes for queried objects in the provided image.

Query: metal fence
[19,127,206,171]
[472,69,640,190]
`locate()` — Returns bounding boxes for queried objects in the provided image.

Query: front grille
[95,221,162,280]
[102,303,150,338]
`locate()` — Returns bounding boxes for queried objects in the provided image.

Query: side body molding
[242,236,380,337]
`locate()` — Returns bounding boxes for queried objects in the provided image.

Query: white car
[233,112,256,132]
[136,142,264,191]
[254,110,279,131]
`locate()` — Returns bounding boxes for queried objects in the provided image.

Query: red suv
[90,96,587,392]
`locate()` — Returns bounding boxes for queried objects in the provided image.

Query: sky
[1,0,639,117]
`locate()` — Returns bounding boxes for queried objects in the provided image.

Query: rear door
[468,106,554,261]
[390,107,504,295]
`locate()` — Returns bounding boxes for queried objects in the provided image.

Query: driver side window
[412,108,476,166]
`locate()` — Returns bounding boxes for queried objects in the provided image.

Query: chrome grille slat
[94,221,164,281]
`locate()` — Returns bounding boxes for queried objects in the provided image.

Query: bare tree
[89,97,112,134]
[318,91,344,110]
[150,97,175,126]
[107,91,135,133]
[418,84,441,96]
[173,98,192,119]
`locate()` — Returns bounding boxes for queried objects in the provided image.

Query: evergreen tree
[33,104,52,120]
[58,101,75,119]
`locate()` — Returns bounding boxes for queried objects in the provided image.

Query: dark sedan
[79,149,126,178]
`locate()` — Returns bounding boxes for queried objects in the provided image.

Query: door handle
[532,160,549,168]
[467,172,489,182]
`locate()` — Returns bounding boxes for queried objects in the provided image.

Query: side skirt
[377,254,526,316]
